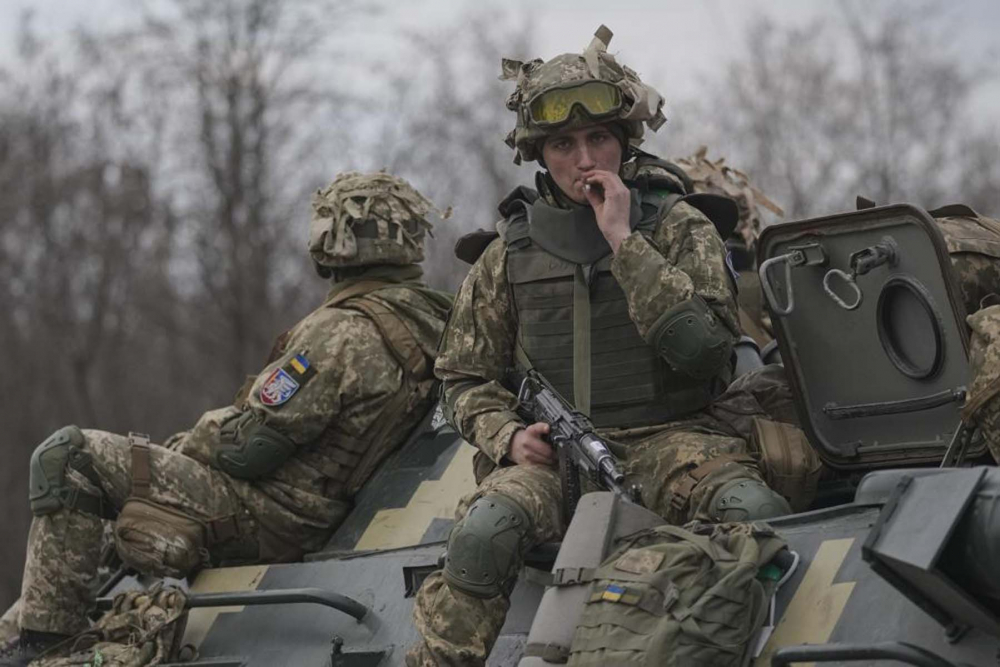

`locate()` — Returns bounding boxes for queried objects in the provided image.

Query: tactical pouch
[750,417,822,513]
[114,498,209,579]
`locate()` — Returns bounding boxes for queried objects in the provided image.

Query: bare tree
[0,0,365,609]
[0,14,176,606]
[367,9,535,289]
[116,0,364,391]
[695,2,993,219]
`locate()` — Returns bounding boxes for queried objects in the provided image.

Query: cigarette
[584,184,591,192]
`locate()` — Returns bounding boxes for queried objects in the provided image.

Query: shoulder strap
[340,295,434,495]
[345,296,428,378]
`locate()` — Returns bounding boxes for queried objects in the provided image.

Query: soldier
[406,27,790,667]
[936,206,1000,463]
[0,171,452,665]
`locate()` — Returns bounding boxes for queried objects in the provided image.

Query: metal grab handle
[759,252,801,317]
[823,269,863,310]
[97,587,369,621]
[772,641,963,667]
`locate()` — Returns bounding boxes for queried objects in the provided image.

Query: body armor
[501,186,722,429]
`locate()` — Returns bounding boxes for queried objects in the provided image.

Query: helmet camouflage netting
[309,171,443,270]
[673,146,785,245]
[501,25,667,164]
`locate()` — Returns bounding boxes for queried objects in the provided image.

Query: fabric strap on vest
[669,453,757,514]
[129,433,152,499]
[574,265,592,417]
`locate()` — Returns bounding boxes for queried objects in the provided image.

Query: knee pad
[114,498,209,578]
[443,494,531,598]
[28,425,91,517]
[709,478,791,523]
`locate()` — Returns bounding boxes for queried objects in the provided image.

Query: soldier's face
[541,124,623,205]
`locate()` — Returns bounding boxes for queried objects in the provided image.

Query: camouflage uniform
[407,27,785,667]
[943,209,1000,462]
[4,172,451,643]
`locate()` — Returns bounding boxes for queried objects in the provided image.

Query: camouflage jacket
[175,264,452,550]
[939,209,1000,463]
[436,174,739,466]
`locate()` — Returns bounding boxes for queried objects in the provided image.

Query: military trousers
[15,428,257,636]
[406,422,763,667]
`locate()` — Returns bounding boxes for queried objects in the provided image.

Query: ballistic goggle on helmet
[308,171,443,271]
[502,25,667,164]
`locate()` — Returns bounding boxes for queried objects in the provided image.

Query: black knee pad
[28,425,86,516]
[443,494,531,598]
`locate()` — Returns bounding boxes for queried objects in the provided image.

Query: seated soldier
[406,27,790,667]
[0,171,452,666]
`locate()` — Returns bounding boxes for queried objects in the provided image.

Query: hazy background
[0,0,997,610]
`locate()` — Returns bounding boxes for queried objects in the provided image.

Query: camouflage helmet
[672,146,784,247]
[308,171,441,271]
[501,25,666,164]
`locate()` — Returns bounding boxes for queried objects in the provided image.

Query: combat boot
[0,629,69,666]
[709,477,791,522]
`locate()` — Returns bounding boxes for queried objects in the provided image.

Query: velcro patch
[282,352,317,386]
[615,548,665,575]
[260,368,300,406]
[589,583,642,606]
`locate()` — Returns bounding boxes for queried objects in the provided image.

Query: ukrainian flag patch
[601,584,626,602]
[290,354,309,374]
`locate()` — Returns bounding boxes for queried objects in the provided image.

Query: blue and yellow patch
[602,584,626,602]
[290,354,310,374]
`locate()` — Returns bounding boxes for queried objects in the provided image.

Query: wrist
[608,227,633,255]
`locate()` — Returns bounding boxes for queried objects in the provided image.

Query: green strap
[573,264,592,416]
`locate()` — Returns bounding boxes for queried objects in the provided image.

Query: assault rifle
[513,368,642,520]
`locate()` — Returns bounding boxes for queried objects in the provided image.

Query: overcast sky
[2,0,998,123]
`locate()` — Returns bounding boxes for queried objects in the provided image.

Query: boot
[0,629,70,666]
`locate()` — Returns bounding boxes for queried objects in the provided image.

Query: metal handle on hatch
[759,252,800,317]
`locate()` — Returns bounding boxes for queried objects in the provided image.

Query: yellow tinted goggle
[527,81,623,127]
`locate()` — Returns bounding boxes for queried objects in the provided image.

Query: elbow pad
[646,296,733,380]
[213,411,296,480]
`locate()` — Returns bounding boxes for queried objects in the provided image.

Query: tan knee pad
[114,498,208,578]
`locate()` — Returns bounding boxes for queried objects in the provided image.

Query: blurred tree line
[0,0,996,608]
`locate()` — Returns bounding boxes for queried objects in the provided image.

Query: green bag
[566,522,787,667]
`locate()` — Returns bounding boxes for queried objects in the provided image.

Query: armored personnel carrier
[109,204,999,666]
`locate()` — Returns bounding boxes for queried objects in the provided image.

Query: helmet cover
[309,171,443,270]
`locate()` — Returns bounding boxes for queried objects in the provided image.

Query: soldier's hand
[583,169,632,254]
[509,422,556,466]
